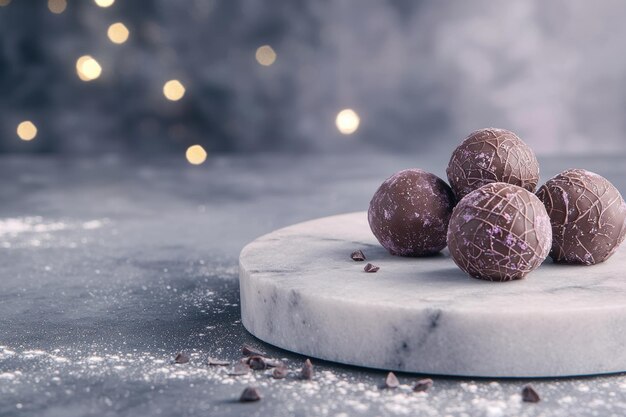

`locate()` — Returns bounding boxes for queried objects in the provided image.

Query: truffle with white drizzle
[536,169,626,265]
[446,128,540,200]
[447,182,552,281]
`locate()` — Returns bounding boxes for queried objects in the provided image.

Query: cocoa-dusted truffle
[447,182,552,281]
[536,169,626,265]
[368,169,455,257]
[446,128,540,200]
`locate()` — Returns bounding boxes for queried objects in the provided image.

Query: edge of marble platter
[239,211,626,378]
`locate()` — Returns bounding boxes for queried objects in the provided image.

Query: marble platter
[239,212,626,377]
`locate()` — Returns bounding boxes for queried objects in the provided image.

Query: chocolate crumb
[384,372,400,389]
[174,352,190,364]
[364,263,380,273]
[207,357,230,366]
[242,344,266,357]
[413,378,433,392]
[350,250,366,261]
[228,362,251,376]
[239,386,261,402]
[301,358,314,380]
[522,384,541,403]
[272,365,289,379]
[247,356,267,371]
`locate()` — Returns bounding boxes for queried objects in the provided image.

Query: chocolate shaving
[521,384,540,403]
[300,358,314,380]
[364,263,379,273]
[384,372,399,389]
[242,354,283,369]
[263,358,284,368]
[350,250,366,261]
[242,344,266,357]
[413,378,433,392]
[247,356,267,371]
[239,386,261,402]
[272,365,288,379]
[207,357,230,366]
[174,352,190,364]
[228,362,250,376]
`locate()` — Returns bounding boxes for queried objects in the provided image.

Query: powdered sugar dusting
[0,217,67,237]
[0,216,109,248]
[2,344,615,416]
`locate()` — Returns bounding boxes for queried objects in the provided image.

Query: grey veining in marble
[240,211,626,377]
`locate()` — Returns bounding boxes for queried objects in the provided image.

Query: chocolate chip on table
[242,344,266,357]
[207,357,230,366]
[301,358,314,380]
[384,372,400,388]
[364,263,380,273]
[174,352,190,364]
[239,386,261,402]
[522,384,541,403]
[272,365,289,379]
[247,356,267,371]
[350,250,366,261]
[413,378,433,392]
[228,362,251,376]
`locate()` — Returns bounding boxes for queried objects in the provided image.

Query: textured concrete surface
[1,152,626,416]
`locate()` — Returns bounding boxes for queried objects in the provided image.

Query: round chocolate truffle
[447,182,552,281]
[446,128,540,200]
[536,169,626,265]
[368,169,455,257]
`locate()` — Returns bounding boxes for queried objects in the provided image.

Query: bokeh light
[17,121,38,141]
[163,80,186,101]
[255,45,277,66]
[0,0,12,6]
[47,0,66,14]
[107,22,129,44]
[76,56,102,81]
[94,0,114,7]
[185,145,207,165]
[335,109,360,135]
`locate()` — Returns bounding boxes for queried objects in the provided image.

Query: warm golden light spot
[76,55,102,81]
[0,0,12,7]
[94,0,114,7]
[163,80,186,101]
[17,121,37,141]
[255,45,277,66]
[335,109,360,135]
[48,0,67,14]
[186,145,207,165]
[107,22,129,44]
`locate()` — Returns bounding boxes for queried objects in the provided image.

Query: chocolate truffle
[447,182,552,281]
[446,128,540,200]
[368,169,455,256]
[536,169,626,265]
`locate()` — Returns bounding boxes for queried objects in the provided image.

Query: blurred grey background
[1,0,626,157]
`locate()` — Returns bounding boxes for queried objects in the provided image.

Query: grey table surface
[1,152,626,417]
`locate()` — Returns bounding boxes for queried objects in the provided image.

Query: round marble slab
[239,212,626,377]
